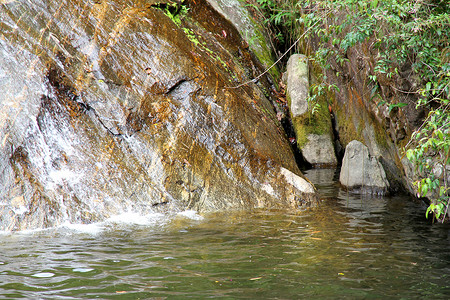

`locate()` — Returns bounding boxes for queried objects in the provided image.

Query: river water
[0,169,449,299]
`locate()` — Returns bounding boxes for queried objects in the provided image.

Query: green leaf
[426,203,436,218]
[377,100,386,107]
[440,186,446,197]
[406,149,414,161]
[422,184,428,196]
[435,203,443,219]
[388,102,408,113]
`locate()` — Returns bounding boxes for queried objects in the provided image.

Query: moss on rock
[293,97,332,148]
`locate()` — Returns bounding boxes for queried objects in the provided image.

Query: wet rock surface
[302,134,337,167]
[206,0,278,78]
[339,140,389,195]
[0,0,316,231]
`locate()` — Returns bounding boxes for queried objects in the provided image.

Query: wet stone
[339,140,390,195]
[0,0,316,231]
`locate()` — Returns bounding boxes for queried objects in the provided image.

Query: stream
[1,168,449,299]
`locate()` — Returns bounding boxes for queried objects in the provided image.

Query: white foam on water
[72,268,94,273]
[177,210,204,221]
[56,212,167,235]
[12,227,52,235]
[2,210,202,235]
[32,272,54,278]
[106,212,166,226]
[60,222,105,235]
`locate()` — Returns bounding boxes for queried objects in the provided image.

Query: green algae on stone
[293,98,332,148]
[206,0,280,80]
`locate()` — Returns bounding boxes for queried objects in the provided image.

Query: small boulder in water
[339,140,389,195]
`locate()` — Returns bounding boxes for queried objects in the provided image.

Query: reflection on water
[0,169,449,298]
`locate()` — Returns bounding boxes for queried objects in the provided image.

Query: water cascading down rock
[0,0,316,231]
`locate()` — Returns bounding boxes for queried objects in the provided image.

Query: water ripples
[1,176,450,298]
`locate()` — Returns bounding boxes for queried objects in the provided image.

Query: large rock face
[0,0,316,231]
[285,54,337,167]
[339,140,389,195]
